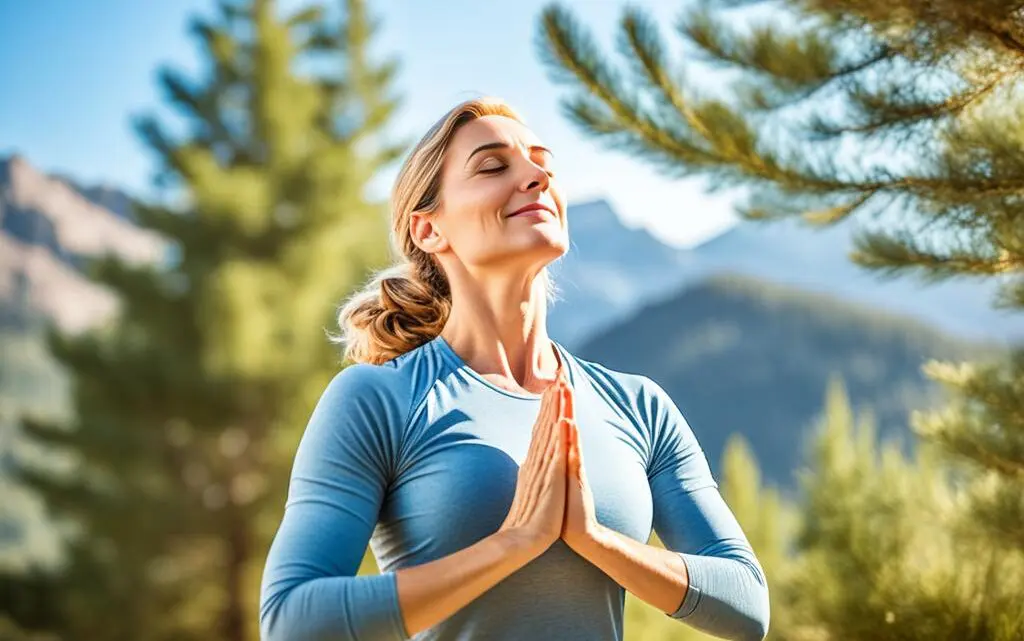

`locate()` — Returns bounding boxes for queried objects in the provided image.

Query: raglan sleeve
[642,376,770,641]
[259,365,410,641]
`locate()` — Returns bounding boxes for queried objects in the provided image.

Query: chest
[378,383,655,560]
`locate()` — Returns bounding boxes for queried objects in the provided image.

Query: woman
[259,98,769,641]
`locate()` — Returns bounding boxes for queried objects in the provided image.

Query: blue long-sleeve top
[259,335,770,641]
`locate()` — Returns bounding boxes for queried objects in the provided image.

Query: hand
[559,376,599,552]
[497,372,570,560]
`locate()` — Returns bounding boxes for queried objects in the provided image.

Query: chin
[537,238,569,265]
[487,239,568,272]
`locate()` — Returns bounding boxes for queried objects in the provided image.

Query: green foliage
[784,378,1024,641]
[7,1,401,640]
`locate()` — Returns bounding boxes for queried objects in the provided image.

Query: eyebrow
[464,142,553,166]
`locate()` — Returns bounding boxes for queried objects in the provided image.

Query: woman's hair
[331,97,557,365]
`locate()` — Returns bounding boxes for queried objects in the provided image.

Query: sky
[0,0,741,248]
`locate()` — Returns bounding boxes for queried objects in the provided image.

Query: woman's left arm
[559,378,770,641]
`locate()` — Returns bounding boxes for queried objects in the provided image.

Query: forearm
[571,524,769,641]
[571,523,689,615]
[396,528,537,636]
[262,526,538,641]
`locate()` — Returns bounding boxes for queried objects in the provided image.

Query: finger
[548,378,565,431]
[513,386,557,523]
[519,386,563,516]
[536,419,568,515]
[532,381,561,461]
[561,385,575,422]
[526,379,562,463]
[523,378,562,467]
[524,412,564,516]
[540,387,563,463]
[570,420,584,479]
[566,419,576,476]
[523,385,556,468]
[540,408,566,486]
[548,419,569,480]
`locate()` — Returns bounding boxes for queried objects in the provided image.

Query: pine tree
[785,377,1024,640]
[11,1,401,639]
[536,0,1024,558]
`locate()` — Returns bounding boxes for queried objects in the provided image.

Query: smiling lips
[508,203,557,218]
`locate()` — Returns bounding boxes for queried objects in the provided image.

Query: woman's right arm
[259,365,568,641]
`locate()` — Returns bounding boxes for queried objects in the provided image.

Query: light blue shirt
[259,335,769,640]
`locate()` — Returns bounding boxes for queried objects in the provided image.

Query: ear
[409,210,449,255]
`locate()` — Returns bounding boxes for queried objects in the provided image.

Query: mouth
[507,203,557,218]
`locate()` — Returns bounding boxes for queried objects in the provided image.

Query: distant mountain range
[0,154,166,335]
[548,200,1020,349]
[547,200,696,347]
[0,153,1011,495]
[574,274,988,490]
[3,154,1014,347]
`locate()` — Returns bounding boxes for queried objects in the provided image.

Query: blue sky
[0,0,739,248]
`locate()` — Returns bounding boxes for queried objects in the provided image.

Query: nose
[518,158,550,193]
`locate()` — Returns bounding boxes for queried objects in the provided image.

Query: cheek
[448,179,512,219]
[551,183,566,216]
[440,194,504,254]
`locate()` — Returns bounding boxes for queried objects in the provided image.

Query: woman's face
[415,115,568,276]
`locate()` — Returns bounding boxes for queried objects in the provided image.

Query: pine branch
[913,355,1024,479]
[679,5,845,87]
[995,277,1024,309]
[619,8,715,146]
[851,229,1014,280]
[808,69,1007,140]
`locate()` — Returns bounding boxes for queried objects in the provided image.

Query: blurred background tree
[784,378,1023,640]
[537,1,1024,638]
[5,1,402,639]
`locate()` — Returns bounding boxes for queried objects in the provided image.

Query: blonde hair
[332,97,557,365]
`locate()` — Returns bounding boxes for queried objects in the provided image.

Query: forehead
[449,115,543,154]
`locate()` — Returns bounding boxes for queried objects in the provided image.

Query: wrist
[492,528,545,566]
[565,521,607,556]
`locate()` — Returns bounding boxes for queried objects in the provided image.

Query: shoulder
[300,340,449,472]
[565,350,647,397]
[319,338,446,421]
[563,349,669,422]
[321,361,408,414]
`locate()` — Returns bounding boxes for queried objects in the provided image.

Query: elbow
[737,582,770,641]
[674,554,770,641]
[742,612,769,641]
[259,596,291,641]
[259,591,313,641]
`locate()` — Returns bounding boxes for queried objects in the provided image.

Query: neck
[439,269,559,391]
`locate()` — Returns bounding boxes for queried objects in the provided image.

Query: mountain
[548,198,1019,350]
[575,273,988,491]
[548,200,695,346]
[0,154,167,334]
[687,216,1020,344]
